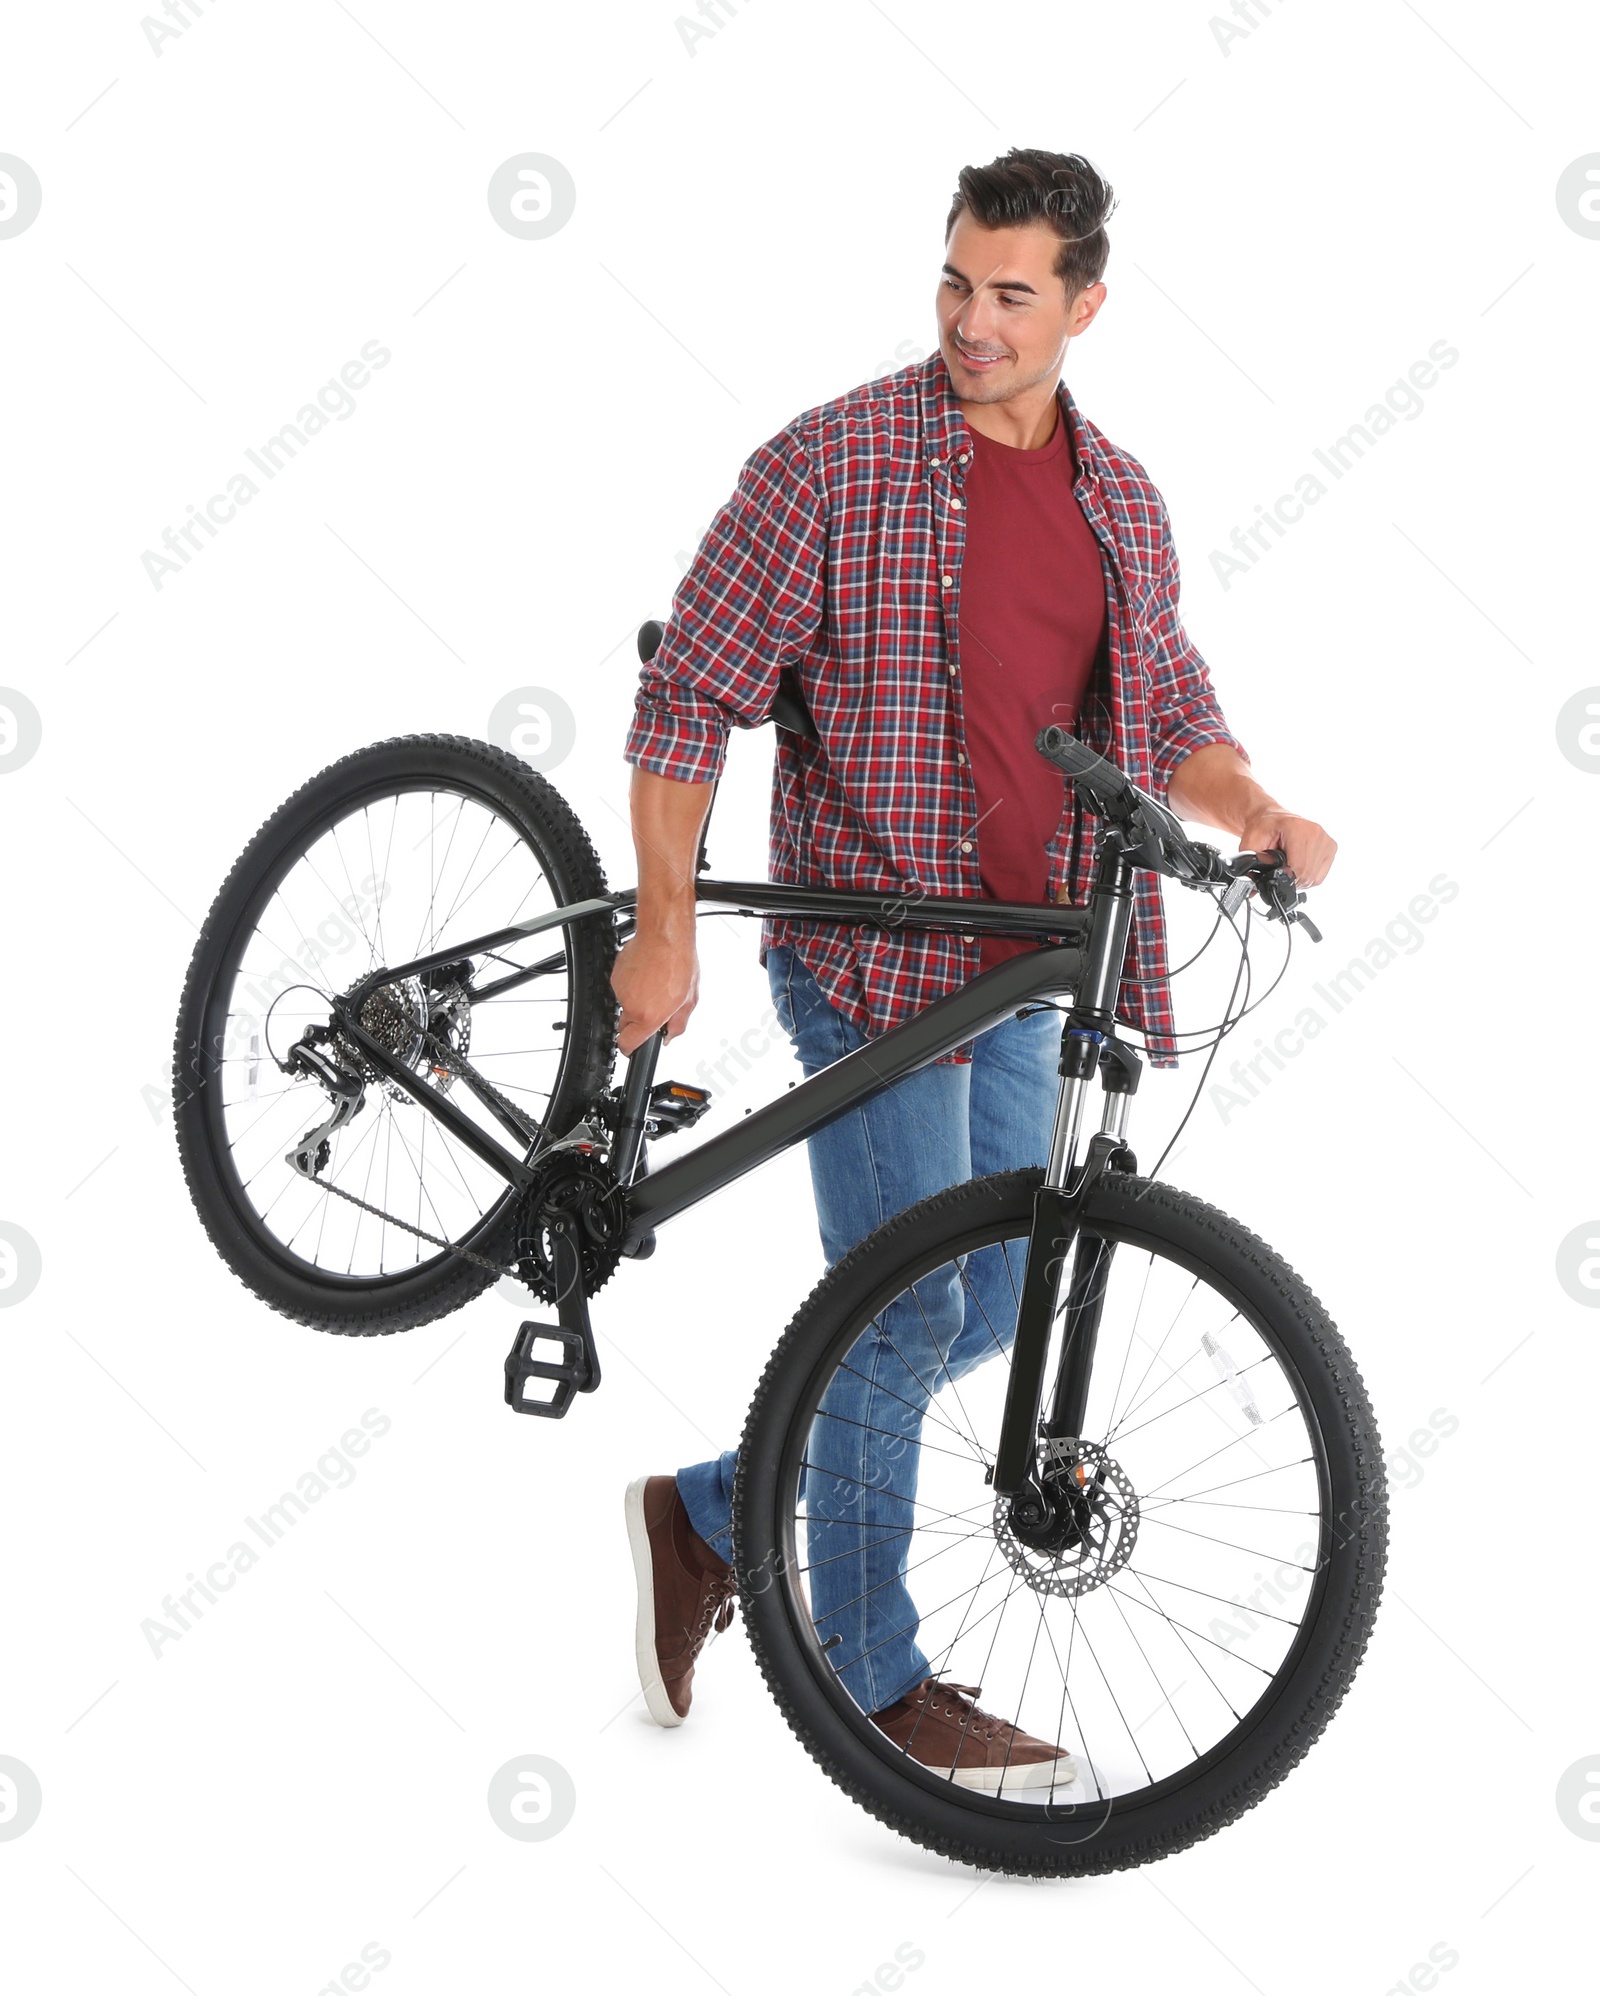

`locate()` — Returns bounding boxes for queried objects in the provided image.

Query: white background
[2,1,1596,1990]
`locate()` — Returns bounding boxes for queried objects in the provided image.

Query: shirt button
[950,497,963,510]
[941,574,953,589]
[956,749,966,763]
[960,839,973,853]
[963,932,976,942]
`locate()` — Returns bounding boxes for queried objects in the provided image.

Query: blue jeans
[676,943,1061,1713]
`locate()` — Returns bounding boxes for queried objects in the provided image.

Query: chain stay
[288,985,553,1283]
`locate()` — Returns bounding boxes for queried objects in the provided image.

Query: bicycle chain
[411,1015,540,1147]
[298,1169,530,1281]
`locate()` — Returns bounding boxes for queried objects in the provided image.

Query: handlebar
[1033,727,1321,941]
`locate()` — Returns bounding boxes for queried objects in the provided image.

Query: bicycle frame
[329,840,1147,1497]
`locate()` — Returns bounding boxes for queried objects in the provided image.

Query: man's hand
[1236,809,1336,889]
[610,766,718,1056]
[612,930,699,1055]
[1167,743,1336,889]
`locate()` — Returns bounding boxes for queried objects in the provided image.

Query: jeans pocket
[768,943,858,1075]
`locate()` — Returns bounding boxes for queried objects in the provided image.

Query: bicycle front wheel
[734,1167,1386,1876]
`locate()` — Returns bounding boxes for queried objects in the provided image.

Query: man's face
[936,213,1104,404]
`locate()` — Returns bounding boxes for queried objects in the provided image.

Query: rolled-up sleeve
[1142,494,1249,797]
[624,425,829,785]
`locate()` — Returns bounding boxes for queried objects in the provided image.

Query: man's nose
[956,296,999,345]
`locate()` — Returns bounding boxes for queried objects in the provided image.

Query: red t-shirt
[957,407,1108,969]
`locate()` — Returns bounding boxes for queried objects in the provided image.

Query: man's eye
[942,277,967,292]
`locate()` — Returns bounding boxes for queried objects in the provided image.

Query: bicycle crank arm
[503,1212,602,1418]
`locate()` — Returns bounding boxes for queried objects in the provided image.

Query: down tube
[619,943,1083,1251]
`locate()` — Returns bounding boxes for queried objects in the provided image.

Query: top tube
[686,876,1090,942]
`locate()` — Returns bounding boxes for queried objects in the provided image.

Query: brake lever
[1253,850,1319,939]
[1220,848,1323,943]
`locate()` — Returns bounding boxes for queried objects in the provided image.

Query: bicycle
[172,629,1385,1877]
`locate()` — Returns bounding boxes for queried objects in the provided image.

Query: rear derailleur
[282,1040,365,1177]
[280,960,484,1181]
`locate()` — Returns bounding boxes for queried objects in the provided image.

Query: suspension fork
[990,1058,1140,1498]
[1045,1049,1139,1441]
[991,847,1140,1509]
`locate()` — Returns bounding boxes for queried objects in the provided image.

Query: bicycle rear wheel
[173,735,617,1333]
[733,1167,1386,1876]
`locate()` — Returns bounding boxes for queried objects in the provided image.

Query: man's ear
[1070,281,1108,335]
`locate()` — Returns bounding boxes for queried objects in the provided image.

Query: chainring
[511,1152,628,1304]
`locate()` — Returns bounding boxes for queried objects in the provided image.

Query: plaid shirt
[623,349,1246,1066]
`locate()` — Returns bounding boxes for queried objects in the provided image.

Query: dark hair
[945,149,1117,298]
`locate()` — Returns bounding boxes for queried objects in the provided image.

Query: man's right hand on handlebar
[1167,743,1336,889]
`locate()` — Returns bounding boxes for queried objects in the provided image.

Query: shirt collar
[915,346,1099,480]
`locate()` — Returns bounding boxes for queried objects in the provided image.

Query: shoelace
[688,1572,737,1650]
[916,1681,1001,1741]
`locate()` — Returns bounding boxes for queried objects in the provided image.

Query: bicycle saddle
[636,620,820,745]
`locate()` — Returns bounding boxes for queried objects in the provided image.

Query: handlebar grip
[1034,727,1137,811]
[1034,726,1221,886]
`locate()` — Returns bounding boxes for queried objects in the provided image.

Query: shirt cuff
[622,698,728,786]
[1150,716,1249,798]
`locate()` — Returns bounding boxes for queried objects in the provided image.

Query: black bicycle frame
[332,878,1099,1207]
[329,843,1145,1500]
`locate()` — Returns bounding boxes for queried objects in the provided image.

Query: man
[613,149,1335,1782]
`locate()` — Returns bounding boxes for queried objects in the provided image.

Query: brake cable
[1139,897,1258,1185]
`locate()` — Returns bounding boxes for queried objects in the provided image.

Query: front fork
[990,1034,1139,1507]
[992,847,1140,1516]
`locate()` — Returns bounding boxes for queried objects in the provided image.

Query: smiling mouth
[953,338,1008,367]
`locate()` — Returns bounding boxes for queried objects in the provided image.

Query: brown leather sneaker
[870,1680,1078,1793]
[625,1474,736,1727]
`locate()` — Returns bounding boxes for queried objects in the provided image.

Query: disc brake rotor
[993,1440,1140,1599]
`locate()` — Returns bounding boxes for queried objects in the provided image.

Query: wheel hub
[335,973,472,1101]
[994,1440,1139,1598]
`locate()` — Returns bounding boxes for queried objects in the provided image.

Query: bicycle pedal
[646,1079,713,1134]
[504,1321,596,1418]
